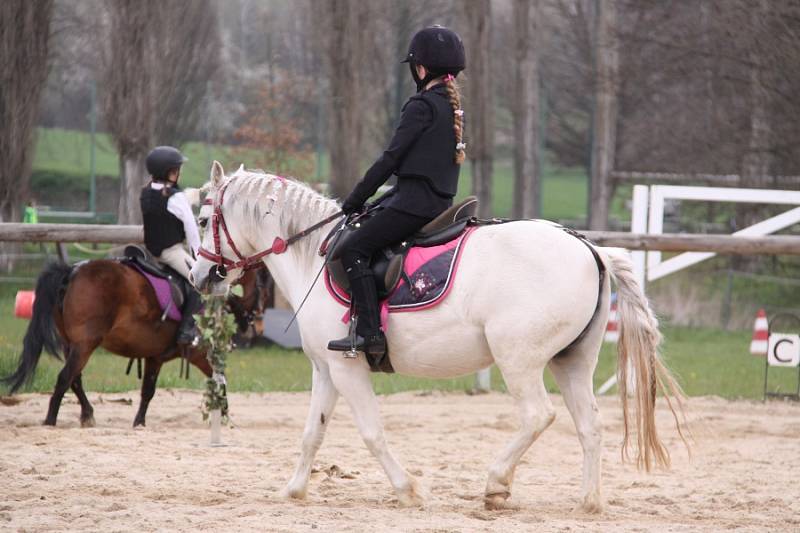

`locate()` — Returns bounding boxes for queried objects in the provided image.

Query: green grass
[33,127,636,224]
[33,127,255,189]
[0,284,793,400]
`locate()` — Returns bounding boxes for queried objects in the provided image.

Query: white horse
[190,162,685,512]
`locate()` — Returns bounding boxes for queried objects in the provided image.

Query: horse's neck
[262,243,326,311]
[260,204,335,311]
[230,173,338,310]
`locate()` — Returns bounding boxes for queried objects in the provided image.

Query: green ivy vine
[196,284,242,424]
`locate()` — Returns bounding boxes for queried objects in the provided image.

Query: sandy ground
[1,389,799,532]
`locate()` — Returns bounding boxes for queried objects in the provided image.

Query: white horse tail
[598,246,688,472]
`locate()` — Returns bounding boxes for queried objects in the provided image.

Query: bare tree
[512,0,541,219]
[588,0,618,230]
[319,0,366,199]
[464,0,494,218]
[102,0,220,224]
[0,0,54,225]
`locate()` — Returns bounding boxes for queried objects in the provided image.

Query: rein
[198,176,344,274]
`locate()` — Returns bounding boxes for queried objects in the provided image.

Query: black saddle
[121,244,188,310]
[323,196,478,297]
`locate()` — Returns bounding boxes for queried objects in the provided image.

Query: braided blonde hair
[444,75,466,164]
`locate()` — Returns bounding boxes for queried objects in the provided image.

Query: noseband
[197,176,343,276]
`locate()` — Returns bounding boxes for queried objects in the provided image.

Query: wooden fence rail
[2,223,800,255]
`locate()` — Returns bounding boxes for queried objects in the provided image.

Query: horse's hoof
[133,419,145,428]
[574,494,604,514]
[484,491,511,511]
[280,485,307,501]
[80,415,96,428]
[42,419,56,427]
[394,475,424,508]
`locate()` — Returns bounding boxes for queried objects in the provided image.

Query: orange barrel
[14,290,35,319]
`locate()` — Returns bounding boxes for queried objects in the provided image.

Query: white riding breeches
[157,243,195,280]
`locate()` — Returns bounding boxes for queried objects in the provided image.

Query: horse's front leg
[328,358,423,508]
[283,363,339,500]
[133,357,163,427]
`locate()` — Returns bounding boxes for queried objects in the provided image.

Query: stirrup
[344,316,359,359]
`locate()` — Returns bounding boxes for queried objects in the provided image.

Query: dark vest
[140,185,185,256]
[395,87,459,198]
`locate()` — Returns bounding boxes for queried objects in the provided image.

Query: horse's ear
[210,160,225,187]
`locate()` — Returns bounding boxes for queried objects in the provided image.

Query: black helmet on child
[146,146,188,181]
[402,25,466,74]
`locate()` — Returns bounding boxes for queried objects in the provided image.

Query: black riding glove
[342,195,363,215]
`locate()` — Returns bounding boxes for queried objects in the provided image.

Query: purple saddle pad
[127,263,182,322]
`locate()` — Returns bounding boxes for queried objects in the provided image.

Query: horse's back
[61,260,173,356]
[387,221,605,376]
[457,221,601,305]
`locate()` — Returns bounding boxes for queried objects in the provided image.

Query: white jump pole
[209,409,222,445]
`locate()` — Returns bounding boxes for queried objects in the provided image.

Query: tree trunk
[118,151,148,225]
[0,0,54,223]
[588,0,618,230]
[741,2,771,190]
[512,0,540,219]
[0,0,54,271]
[103,0,219,224]
[465,0,494,218]
[324,0,365,199]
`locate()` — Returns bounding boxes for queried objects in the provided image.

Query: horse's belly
[386,310,493,378]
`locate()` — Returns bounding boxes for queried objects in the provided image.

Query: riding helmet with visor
[402,25,466,91]
[146,146,188,181]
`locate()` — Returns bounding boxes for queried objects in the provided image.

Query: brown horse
[2,260,271,427]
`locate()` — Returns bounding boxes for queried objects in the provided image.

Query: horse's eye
[199,218,208,229]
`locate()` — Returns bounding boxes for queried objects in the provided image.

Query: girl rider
[140,146,202,347]
[328,26,467,360]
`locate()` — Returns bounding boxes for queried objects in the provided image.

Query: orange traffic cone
[14,290,35,319]
[604,299,619,343]
[750,308,768,356]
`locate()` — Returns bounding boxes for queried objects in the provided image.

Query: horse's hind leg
[484,365,554,510]
[484,326,557,510]
[133,357,163,428]
[44,342,96,426]
[70,374,95,427]
[327,359,422,507]
[548,280,609,513]
[549,350,603,513]
[283,363,339,500]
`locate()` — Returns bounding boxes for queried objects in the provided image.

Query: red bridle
[197,176,343,275]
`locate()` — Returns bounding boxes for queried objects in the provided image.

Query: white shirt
[149,182,201,255]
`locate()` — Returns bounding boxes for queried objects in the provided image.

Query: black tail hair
[2,262,72,393]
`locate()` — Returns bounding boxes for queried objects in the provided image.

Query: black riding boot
[177,286,202,346]
[327,260,386,358]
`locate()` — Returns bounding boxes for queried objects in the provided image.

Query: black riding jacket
[345,83,460,218]
[140,185,185,256]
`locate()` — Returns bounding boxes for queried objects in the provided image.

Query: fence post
[474,367,491,392]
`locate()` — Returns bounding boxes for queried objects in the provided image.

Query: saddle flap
[123,252,185,309]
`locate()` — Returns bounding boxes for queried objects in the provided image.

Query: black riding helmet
[146,146,188,181]
[402,25,466,92]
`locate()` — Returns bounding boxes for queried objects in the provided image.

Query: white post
[474,367,492,392]
[209,410,222,446]
[630,185,649,288]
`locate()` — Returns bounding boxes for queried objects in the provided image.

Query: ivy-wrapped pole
[196,285,240,445]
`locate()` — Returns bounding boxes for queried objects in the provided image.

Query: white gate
[597,184,800,394]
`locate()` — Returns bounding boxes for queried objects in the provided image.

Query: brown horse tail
[600,247,688,472]
[2,262,73,393]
